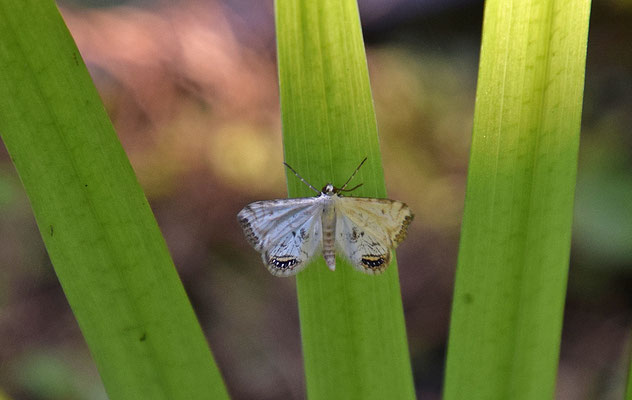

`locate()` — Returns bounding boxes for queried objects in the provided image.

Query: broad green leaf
[627,353,632,400]
[443,0,591,399]
[0,1,229,399]
[275,0,415,399]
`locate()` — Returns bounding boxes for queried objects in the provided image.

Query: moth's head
[322,183,336,195]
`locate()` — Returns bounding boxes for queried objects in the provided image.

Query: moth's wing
[335,197,413,274]
[263,210,322,276]
[237,198,323,276]
[238,198,321,251]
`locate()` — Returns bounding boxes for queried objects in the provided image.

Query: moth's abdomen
[321,203,337,271]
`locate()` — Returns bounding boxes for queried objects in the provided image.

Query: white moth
[237,158,413,276]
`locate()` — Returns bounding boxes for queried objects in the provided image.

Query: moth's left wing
[262,210,322,276]
[335,197,413,274]
[238,198,322,276]
[238,198,321,251]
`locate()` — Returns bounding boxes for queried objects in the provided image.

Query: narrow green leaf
[626,349,632,400]
[444,1,591,399]
[275,0,415,399]
[0,1,228,399]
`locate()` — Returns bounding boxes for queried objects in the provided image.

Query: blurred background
[0,0,630,399]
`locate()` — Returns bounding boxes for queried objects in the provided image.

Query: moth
[237,158,413,276]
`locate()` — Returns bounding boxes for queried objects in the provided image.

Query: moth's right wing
[237,198,323,276]
[335,197,413,275]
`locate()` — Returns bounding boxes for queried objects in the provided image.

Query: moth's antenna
[338,183,363,193]
[283,162,320,194]
[339,157,368,191]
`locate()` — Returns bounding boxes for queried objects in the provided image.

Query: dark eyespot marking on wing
[361,255,386,268]
[360,253,390,274]
[268,256,299,271]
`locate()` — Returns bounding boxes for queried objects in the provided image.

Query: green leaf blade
[0,1,229,399]
[627,353,632,400]
[276,0,415,399]
[444,1,591,399]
